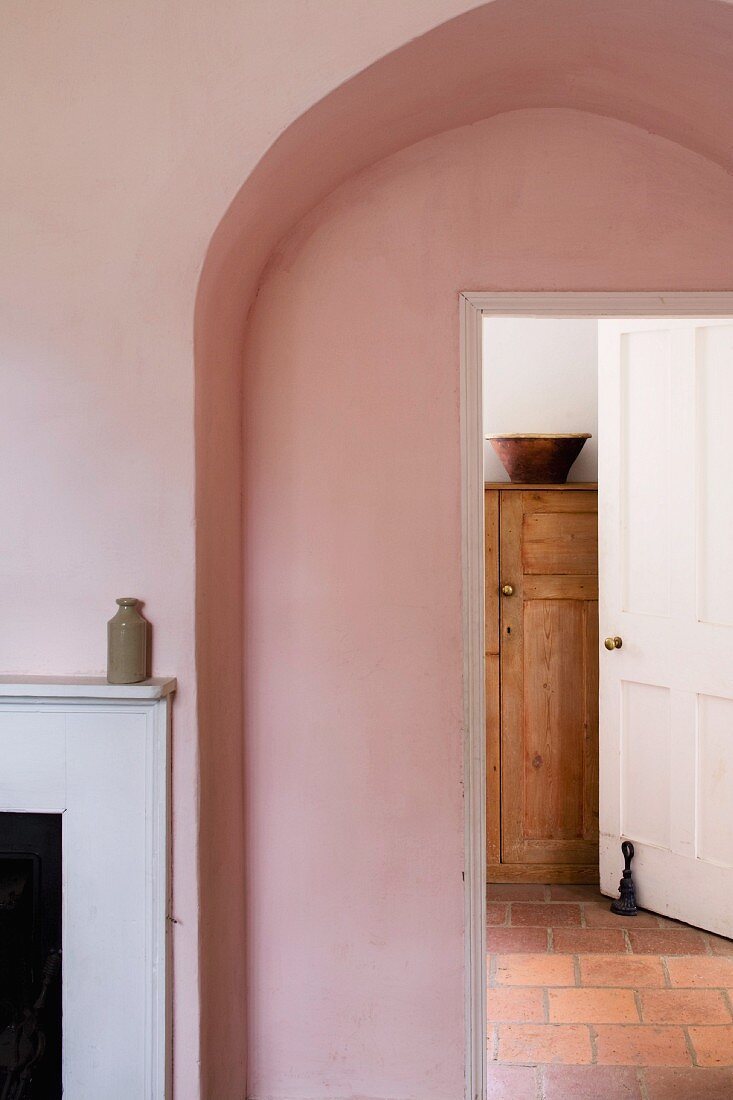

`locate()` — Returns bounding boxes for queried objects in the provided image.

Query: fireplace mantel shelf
[0,675,176,700]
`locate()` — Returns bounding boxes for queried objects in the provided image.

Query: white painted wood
[697,694,733,866]
[0,713,66,809]
[459,293,486,1100]
[697,324,733,627]
[462,294,733,1100]
[619,328,672,616]
[463,292,733,317]
[598,317,733,936]
[0,684,172,1097]
[621,682,671,849]
[0,676,176,699]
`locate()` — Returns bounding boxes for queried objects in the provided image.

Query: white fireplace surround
[0,676,174,1099]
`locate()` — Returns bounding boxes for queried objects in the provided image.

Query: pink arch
[193,0,733,1092]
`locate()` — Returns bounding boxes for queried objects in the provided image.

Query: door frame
[459,291,733,1100]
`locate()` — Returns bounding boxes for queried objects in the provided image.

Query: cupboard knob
[604,636,623,650]
[501,584,515,597]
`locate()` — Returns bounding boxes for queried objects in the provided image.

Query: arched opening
[194,2,733,1094]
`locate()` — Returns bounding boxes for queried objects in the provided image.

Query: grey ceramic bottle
[107,597,148,684]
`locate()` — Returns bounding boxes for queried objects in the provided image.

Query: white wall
[483,317,598,482]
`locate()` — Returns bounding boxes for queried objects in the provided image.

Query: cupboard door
[500,489,599,873]
[485,490,501,866]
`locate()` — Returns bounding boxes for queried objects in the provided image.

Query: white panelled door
[598,318,733,936]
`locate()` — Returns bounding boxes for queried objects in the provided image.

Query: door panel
[500,489,599,872]
[522,512,597,575]
[619,328,672,617]
[698,326,733,626]
[620,681,671,849]
[599,318,733,936]
[697,694,733,866]
[523,600,586,841]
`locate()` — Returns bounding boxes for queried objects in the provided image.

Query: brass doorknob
[604,636,623,650]
[501,583,514,597]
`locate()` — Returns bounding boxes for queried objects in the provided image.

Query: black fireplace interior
[0,813,62,1099]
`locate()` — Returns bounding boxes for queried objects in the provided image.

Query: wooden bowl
[486,433,591,484]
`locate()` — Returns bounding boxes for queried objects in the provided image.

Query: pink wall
[3,0,733,1096]
[241,109,733,1098]
[196,6,733,1091]
[1,3,482,1096]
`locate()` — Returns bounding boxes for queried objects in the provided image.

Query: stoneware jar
[107,597,148,684]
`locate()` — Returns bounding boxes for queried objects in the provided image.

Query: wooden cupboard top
[485,482,598,491]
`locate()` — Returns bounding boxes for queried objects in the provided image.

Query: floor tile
[487,883,546,901]
[594,1024,691,1066]
[487,927,548,954]
[487,902,508,925]
[584,905,660,929]
[667,956,733,988]
[486,883,732,1088]
[640,989,732,1025]
[688,1025,733,1067]
[495,953,576,987]
[706,933,733,957]
[487,987,545,1023]
[511,902,581,927]
[548,885,604,903]
[628,929,707,955]
[552,928,627,954]
[497,1023,592,1064]
[548,987,639,1024]
[485,1062,538,1099]
[579,954,666,988]
[542,1064,642,1099]
[643,1065,733,1099]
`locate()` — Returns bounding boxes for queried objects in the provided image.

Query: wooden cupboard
[485,483,599,883]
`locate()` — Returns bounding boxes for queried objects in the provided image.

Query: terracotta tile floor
[487,884,733,1099]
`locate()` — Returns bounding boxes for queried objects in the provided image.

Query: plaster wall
[483,318,599,482]
[242,108,733,1098]
[0,3,483,1096]
[3,1,733,1097]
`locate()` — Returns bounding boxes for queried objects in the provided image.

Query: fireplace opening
[0,813,62,1099]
